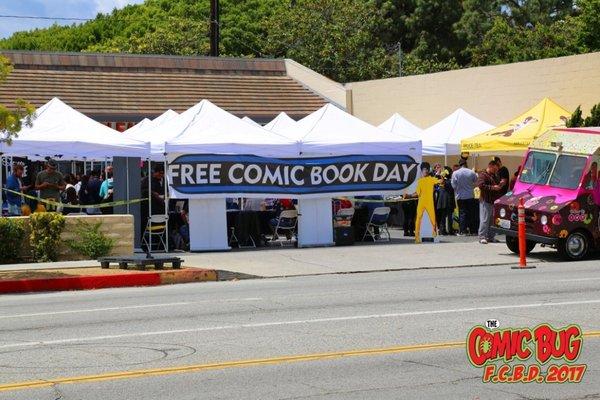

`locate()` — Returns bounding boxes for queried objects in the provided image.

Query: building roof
[0,51,327,122]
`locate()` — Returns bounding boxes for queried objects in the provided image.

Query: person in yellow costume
[412,162,439,243]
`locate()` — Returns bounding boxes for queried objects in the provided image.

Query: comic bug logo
[467,323,586,383]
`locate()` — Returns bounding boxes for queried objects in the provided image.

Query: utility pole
[210,0,220,57]
[397,41,403,77]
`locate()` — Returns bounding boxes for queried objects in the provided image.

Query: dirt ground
[0,266,199,281]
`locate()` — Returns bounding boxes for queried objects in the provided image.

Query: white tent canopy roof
[124,118,151,135]
[295,104,421,156]
[264,112,297,132]
[378,113,422,140]
[0,97,150,160]
[152,109,178,125]
[165,100,300,158]
[421,108,494,156]
[140,102,216,158]
[125,109,179,148]
[242,116,261,127]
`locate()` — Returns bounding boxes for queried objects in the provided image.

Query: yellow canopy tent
[461,98,571,154]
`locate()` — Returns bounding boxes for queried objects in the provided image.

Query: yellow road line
[1,331,599,393]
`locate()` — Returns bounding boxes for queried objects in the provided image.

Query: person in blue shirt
[5,164,30,216]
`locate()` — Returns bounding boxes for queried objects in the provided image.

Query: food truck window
[584,161,598,190]
[520,151,556,185]
[548,155,587,189]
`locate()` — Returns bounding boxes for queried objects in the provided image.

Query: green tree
[0,56,35,144]
[263,0,395,82]
[566,105,584,127]
[578,0,600,51]
[404,0,465,63]
[583,103,600,127]
[471,16,583,66]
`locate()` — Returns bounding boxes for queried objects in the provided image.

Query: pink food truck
[492,127,600,260]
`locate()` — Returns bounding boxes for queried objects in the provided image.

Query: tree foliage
[0,0,598,82]
[567,103,600,127]
[0,56,35,144]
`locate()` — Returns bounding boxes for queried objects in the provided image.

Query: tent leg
[126,158,130,215]
[0,156,3,213]
[163,156,169,253]
[147,160,152,255]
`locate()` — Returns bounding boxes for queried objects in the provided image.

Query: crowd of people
[4,156,522,250]
[4,159,115,216]
[400,156,515,245]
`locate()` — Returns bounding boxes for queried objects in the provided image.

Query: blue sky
[0,0,145,38]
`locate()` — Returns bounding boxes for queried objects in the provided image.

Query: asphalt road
[1,260,599,399]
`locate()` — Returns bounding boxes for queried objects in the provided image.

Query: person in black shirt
[494,156,510,196]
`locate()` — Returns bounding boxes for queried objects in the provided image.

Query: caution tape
[2,188,147,209]
[334,197,418,203]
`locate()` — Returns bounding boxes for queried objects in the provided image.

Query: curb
[0,269,217,294]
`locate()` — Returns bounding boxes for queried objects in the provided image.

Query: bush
[66,220,114,259]
[29,212,66,262]
[0,218,25,263]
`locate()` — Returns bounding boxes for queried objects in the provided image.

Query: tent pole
[147,159,152,255]
[126,158,130,215]
[0,156,4,213]
[163,155,169,253]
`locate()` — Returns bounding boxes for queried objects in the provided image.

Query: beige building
[346,52,600,128]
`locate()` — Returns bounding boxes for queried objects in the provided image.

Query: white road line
[1,298,599,350]
[0,298,262,319]
[555,277,600,283]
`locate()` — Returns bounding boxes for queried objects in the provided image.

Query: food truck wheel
[558,231,590,261]
[505,236,536,255]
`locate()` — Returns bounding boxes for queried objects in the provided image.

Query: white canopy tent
[125,109,179,156]
[296,104,421,157]
[164,100,300,251]
[139,102,222,159]
[421,108,494,157]
[165,100,299,158]
[0,97,151,160]
[151,109,179,126]
[264,112,297,133]
[242,116,262,127]
[378,113,423,141]
[124,118,151,135]
[292,104,422,248]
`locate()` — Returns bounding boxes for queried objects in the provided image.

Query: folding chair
[228,227,256,248]
[271,209,298,246]
[334,207,355,227]
[142,214,168,252]
[362,207,391,242]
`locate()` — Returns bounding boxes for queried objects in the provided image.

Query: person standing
[494,157,510,196]
[413,162,439,243]
[476,160,502,244]
[451,159,477,236]
[5,164,30,216]
[401,195,416,236]
[34,159,65,211]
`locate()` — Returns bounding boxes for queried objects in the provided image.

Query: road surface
[1,260,599,399]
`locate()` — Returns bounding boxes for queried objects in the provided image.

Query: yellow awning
[460,98,571,153]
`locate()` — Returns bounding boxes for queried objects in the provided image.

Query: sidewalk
[0,232,554,278]
[180,238,552,278]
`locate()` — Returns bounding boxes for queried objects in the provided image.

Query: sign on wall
[168,154,419,197]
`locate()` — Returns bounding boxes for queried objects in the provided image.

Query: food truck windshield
[520,150,588,190]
